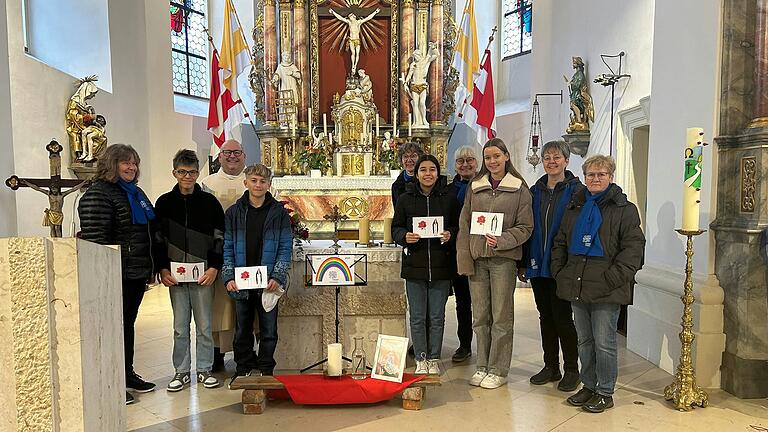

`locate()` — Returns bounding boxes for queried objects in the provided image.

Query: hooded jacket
[222,191,293,300]
[550,184,645,304]
[456,172,534,276]
[392,176,458,281]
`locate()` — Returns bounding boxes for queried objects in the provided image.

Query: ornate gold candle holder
[663,229,709,411]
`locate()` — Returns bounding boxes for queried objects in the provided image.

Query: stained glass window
[502,0,532,59]
[171,0,208,98]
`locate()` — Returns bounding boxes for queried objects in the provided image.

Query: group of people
[78,140,291,405]
[76,134,644,414]
[391,138,644,413]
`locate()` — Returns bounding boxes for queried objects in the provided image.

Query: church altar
[273,241,405,370]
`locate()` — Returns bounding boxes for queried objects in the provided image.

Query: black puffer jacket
[78,180,156,281]
[392,176,458,281]
[550,184,645,304]
[391,170,414,207]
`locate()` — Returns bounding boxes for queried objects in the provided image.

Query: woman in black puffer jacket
[78,144,158,404]
[392,155,458,375]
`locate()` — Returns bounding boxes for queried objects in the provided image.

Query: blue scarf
[568,187,611,257]
[526,182,572,278]
[403,171,414,183]
[455,178,469,207]
[117,179,155,224]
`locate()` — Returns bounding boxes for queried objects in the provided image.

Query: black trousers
[123,279,147,375]
[234,292,278,375]
[452,274,473,349]
[530,277,579,372]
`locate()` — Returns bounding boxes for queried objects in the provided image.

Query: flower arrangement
[379,136,400,170]
[281,201,310,257]
[295,139,330,172]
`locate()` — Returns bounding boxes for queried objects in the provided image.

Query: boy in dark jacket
[155,149,225,392]
[222,164,292,383]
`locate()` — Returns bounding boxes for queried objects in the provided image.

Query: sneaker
[126,372,156,393]
[558,370,581,392]
[414,360,429,374]
[167,372,191,392]
[480,373,507,389]
[567,387,595,406]
[582,394,614,413]
[469,370,487,386]
[529,366,562,385]
[451,346,472,363]
[228,369,254,389]
[126,391,135,405]
[197,371,220,389]
[426,359,440,375]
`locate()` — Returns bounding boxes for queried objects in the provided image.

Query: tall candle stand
[663,229,709,411]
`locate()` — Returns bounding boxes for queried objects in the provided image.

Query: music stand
[300,253,369,373]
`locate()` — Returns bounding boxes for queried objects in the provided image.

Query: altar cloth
[272,374,424,405]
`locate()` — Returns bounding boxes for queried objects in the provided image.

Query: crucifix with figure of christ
[324,205,349,252]
[319,1,391,75]
[5,140,91,237]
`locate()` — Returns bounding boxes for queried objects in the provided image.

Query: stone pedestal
[562,131,591,157]
[712,128,768,398]
[0,237,124,431]
[274,242,406,370]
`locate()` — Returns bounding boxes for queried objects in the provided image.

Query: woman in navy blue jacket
[517,140,584,392]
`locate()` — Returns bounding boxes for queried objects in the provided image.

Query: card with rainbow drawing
[311,255,357,286]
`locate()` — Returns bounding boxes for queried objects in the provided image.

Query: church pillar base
[721,351,768,398]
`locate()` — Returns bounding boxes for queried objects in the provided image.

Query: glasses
[174,169,199,177]
[403,153,419,161]
[221,150,244,157]
[585,172,611,180]
[456,157,476,166]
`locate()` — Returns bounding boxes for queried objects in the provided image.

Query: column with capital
[400,0,415,128]
[751,0,768,128]
[293,0,309,125]
[264,0,278,123]
[429,0,444,124]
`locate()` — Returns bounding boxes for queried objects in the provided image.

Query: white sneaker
[469,370,487,386]
[167,372,190,392]
[480,373,507,389]
[427,360,440,375]
[196,371,220,389]
[414,360,429,374]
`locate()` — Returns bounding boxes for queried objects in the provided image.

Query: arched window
[170,0,209,98]
[502,0,532,59]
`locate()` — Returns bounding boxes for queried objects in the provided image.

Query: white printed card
[235,266,269,290]
[412,216,444,238]
[170,262,205,283]
[470,212,504,236]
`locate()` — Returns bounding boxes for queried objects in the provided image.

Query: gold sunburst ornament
[322,0,387,54]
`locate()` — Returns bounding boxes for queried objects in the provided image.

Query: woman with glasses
[517,140,583,392]
[551,155,645,413]
[448,145,478,363]
[456,138,533,389]
[391,142,425,207]
[392,155,458,375]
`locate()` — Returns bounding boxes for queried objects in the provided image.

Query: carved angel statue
[400,42,440,128]
[357,69,373,102]
[329,7,380,73]
[565,57,594,133]
[66,75,104,162]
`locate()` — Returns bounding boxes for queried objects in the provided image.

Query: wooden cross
[323,205,349,252]
[5,140,91,237]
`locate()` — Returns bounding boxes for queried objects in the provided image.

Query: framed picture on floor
[371,334,409,383]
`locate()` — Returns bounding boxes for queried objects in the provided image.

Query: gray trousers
[169,283,215,373]
[469,257,516,377]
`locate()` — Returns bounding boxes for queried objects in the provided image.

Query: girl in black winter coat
[392,155,458,375]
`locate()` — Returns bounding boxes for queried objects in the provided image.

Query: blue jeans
[405,279,451,360]
[572,301,621,396]
[169,283,214,373]
[233,291,278,374]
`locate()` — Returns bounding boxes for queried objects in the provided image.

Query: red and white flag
[207,49,244,150]
[459,49,497,144]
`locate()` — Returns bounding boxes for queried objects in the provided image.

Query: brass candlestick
[664,229,709,411]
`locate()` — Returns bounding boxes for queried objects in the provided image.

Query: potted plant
[295,144,330,177]
[379,136,401,177]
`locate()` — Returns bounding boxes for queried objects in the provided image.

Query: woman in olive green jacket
[457,138,533,389]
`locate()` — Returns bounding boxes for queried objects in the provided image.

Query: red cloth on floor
[274,374,424,405]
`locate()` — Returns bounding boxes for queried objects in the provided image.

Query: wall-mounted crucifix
[5,140,91,237]
[319,1,391,75]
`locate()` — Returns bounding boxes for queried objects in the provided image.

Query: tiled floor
[128,287,768,432]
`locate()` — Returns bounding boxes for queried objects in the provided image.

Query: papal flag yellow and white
[452,0,479,119]
[208,0,249,155]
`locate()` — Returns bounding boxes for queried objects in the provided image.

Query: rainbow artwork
[312,255,356,285]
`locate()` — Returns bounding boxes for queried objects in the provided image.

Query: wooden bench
[229,374,442,414]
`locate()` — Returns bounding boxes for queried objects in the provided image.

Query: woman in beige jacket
[457,138,534,389]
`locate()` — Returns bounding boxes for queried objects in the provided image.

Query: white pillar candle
[408,114,412,137]
[327,343,342,376]
[376,116,380,137]
[682,127,704,231]
[323,113,328,136]
[393,108,398,137]
[308,107,312,126]
[383,217,393,243]
[359,217,370,244]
